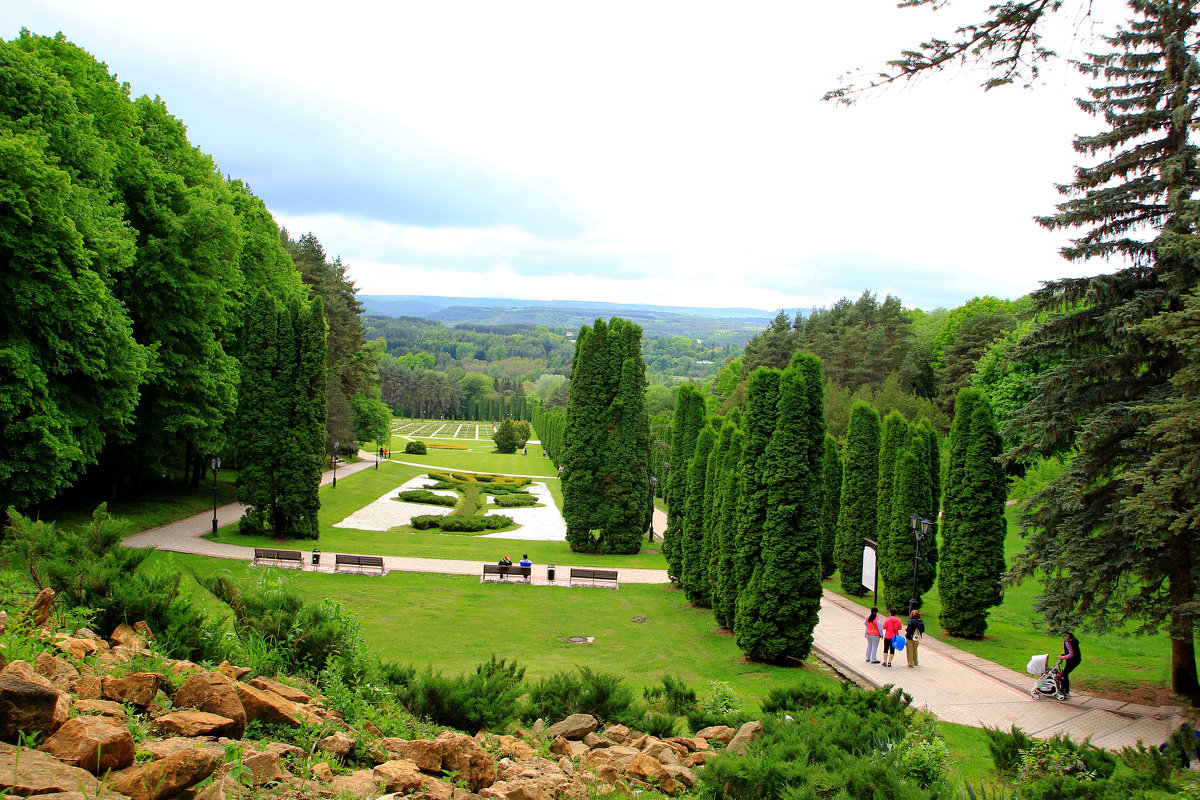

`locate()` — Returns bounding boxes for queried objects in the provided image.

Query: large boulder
[0,742,128,798]
[35,653,80,689]
[240,750,285,785]
[379,738,442,772]
[695,725,736,744]
[438,731,496,792]
[108,747,220,800]
[248,676,312,703]
[54,636,100,659]
[374,759,425,793]
[73,699,127,720]
[0,661,68,740]
[172,671,246,738]
[73,675,103,700]
[24,588,56,627]
[726,720,764,756]
[317,731,356,759]
[110,624,148,651]
[235,682,316,727]
[102,673,163,708]
[39,716,135,773]
[153,710,238,738]
[545,714,597,741]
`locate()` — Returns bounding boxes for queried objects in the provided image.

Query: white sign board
[861,546,877,592]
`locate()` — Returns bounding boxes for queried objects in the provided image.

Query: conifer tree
[493,418,520,453]
[882,442,933,612]
[712,425,744,629]
[680,425,716,606]
[835,401,880,594]
[735,352,825,662]
[732,368,782,606]
[236,292,280,535]
[875,411,910,565]
[600,356,652,553]
[913,420,939,595]
[820,433,843,578]
[940,388,1007,637]
[663,384,706,580]
[701,422,734,604]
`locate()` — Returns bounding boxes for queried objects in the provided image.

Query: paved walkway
[123,455,1179,750]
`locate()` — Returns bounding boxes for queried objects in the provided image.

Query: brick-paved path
[124,456,1179,750]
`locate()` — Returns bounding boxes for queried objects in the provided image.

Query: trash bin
[547,564,556,582]
[312,549,321,567]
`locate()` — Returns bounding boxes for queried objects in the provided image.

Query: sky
[5,0,1133,312]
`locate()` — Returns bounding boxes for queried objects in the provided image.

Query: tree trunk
[1170,529,1200,703]
[183,440,193,487]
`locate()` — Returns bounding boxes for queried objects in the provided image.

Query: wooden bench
[252,548,303,569]
[334,554,386,575]
[568,568,619,588]
[481,564,532,583]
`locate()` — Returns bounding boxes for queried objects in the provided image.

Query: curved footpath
[124,452,1182,751]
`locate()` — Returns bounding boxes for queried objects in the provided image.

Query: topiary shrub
[405,440,427,455]
[396,490,457,506]
[439,516,488,532]
[483,515,515,530]
[494,493,537,507]
[410,515,444,530]
[762,683,833,712]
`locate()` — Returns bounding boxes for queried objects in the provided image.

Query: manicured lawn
[828,508,1172,696]
[153,551,829,707]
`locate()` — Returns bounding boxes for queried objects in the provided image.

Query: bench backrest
[483,564,531,577]
[256,548,301,560]
[569,568,618,581]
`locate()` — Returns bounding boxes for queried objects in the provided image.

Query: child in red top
[881,608,903,667]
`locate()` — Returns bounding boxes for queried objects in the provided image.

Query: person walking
[905,609,925,667]
[1059,631,1082,698]
[864,607,882,664]
[881,608,903,667]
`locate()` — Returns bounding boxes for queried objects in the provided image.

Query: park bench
[252,548,303,569]
[334,554,386,574]
[568,568,619,588]
[481,564,532,583]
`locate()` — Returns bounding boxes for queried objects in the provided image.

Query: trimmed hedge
[410,515,444,530]
[404,440,427,455]
[395,490,457,507]
[493,493,537,507]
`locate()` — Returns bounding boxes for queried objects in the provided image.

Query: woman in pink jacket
[881,608,903,667]
[864,607,881,663]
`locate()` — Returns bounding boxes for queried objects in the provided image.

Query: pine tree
[600,354,651,553]
[680,425,716,605]
[732,368,783,608]
[875,411,909,565]
[834,401,880,594]
[913,420,939,595]
[940,388,1007,637]
[735,352,825,662]
[712,425,744,629]
[494,418,520,453]
[236,291,280,535]
[663,384,707,580]
[882,441,933,613]
[820,433,843,578]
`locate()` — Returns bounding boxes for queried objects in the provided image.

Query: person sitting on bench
[499,555,512,566]
[519,554,532,567]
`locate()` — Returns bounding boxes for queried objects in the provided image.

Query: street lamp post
[332,441,339,488]
[375,435,381,470]
[648,475,658,542]
[210,456,222,535]
[909,514,932,617]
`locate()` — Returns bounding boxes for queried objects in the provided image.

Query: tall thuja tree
[712,425,744,629]
[700,421,736,607]
[875,411,909,565]
[732,368,783,609]
[735,352,826,662]
[913,420,940,595]
[235,292,280,534]
[940,388,1007,637]
[680,424,717,605]
[882,438,934,613]
[562,323,606,549]
[285,298,328,539]
[600,351,652,553]
[663,384,706,579]
[819,434,843,578]
[919,417,942,524]
[834,402,880,593]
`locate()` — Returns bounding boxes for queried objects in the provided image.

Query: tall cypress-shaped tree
[680,425,717,605]
[286,298,328,540]
[700,422,734,605]
[920,417,942,524]
[820,433,843,578]
[732,368,783,608]
[600,354,651,553]
[834,401,880,594]
[882,440,933,612]
[940,388,1008,636]
[875,411,909,566]
[562,323,606,549]
[270,302,302,535]
[663,384,707,580]
[236,291,279,535]
[735,352,825,662]
[712,425,744,629]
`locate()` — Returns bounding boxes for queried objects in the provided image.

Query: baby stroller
[1027,654,1067,700]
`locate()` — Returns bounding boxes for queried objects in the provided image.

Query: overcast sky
[6,0,1130,312]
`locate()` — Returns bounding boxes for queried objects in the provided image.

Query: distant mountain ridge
[359,294,789,320]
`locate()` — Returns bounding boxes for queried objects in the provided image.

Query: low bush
[439,516,489,532]
[404,441,427,455]
[483,515,515,529]
[524,666,638,725]
[644,674,697,715]
[397,655,526,733]
[395,490,457,506]
[983,725,1116,779]
[425,442,468,450]
[493,493,537,507]
[410,515,444,530]
[430,471,530,489]
[762,682,832,712]
[453,486,485,516]
[686,707,751,733]
[642,711,679,738]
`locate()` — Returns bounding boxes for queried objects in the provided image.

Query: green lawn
[153,551,827,707]
[828,508,1172,696]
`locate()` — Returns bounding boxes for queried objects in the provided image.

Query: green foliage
[493,418,520,454]
[663,383,707,580]
[405,440,428,455]
[894,712,952,789]
[397,655,526,734]
[409,514,444,530]
[835,401,881,594]
[761,683,832,713]
[680,425,717,606]
[523,665,637,725]
[643,674,698,715]
[795,291,913,393]
[395,490,457,506]
[820,433,842,578]
[732,368,782,616]
[492,493,537,507]
[1007,455,1069,503]
[982,725,1115,781]
[641,712,680,739]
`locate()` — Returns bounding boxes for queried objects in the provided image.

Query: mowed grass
[154,551,831,707]
[827,507,1172,695]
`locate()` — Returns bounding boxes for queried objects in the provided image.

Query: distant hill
[359,295,807,345]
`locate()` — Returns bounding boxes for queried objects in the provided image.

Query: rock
[545,714,598,741]
[664,765,697,788]
[241,750,285,785]
[164,659,198,676]
[263,741,305,759]
[643,741,681,766]
[138,737,223,761]
[374,759,426,792]
[216,661,250,681]
[601,724,630,744]
[236,681,315,727]
[54,636,100,659]
[311,761,334,782]
[592,763,620,784]
[102,673,163,708]
[585,746,640,772]
[330,769,381,796]
[664,736,699,752]
[133,621,155,642]
[438,731,497,792]
[726,720,764,756]
[248,676,312,703]
[627,734,649,750]
[582,733,614,749]
[153,710,238,738]
[0,661,68,739]
[73,699,127,720]
[0,742,127,798]
[35,653,80,689]
[695,725,736,744]
[683,750,711,768]
[380,738,442,772]
[0,609,7,634]
[173,671,246,738]
[39,716,135,773]
[24,588,55,627]
[73,675,103,699]
[108,748,219,800]
[492,735,535,761]
[318,730,356,758]
[550,736,573,757]
[418,774,455,800]
[110,624,147,650]
[190,775,241,800]
[530,719,545,737]
[626,753,670,782]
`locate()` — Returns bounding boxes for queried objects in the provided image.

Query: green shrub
[396,490,457,506]
[524,666,637,725]
[685,708,750,733]
[405,441,427,455]
[894,712,951,789]
[494,493,537,507]
[410,515,444,530]
[483,515,514,530]
[644,674,697,715]
[984,726,1115,779]
[474,475,495,483]
[397,655,526,733]
[762,683,833,712]
[642,711,679,738]
[439,516,488,532]
[454,486,485,516]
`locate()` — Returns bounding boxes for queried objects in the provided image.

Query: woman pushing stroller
[1059,631,1082,698]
